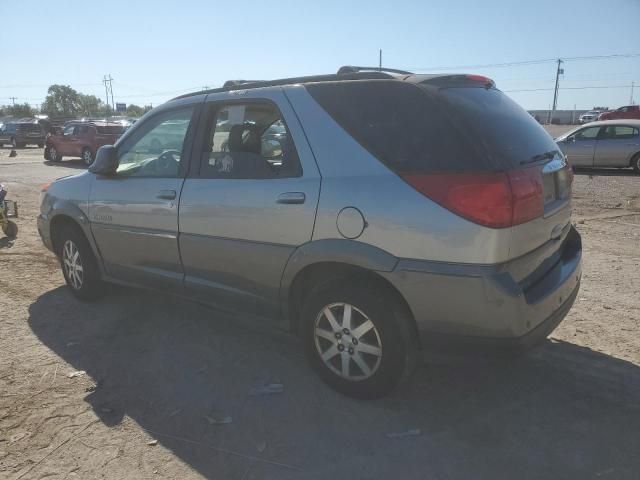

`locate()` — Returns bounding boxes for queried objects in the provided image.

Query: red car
[598,105,640,121]
[45,121,125,166]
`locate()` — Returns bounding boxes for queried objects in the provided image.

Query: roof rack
[336,66,413,75]
[173,67,413,101]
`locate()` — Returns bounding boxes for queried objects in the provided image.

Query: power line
[407,53,640,71]
[504,83,639,93]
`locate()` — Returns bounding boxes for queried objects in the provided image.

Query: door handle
[277,192,306,204]
[157,190,177,200]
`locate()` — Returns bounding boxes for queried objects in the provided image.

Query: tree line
[0,85,152,119]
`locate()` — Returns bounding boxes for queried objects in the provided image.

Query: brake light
[401,167,543,228]
[466,74,493,84]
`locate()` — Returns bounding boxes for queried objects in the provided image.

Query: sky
[1,0,639,111]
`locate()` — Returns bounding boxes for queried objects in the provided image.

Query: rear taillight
[401,167,543,228]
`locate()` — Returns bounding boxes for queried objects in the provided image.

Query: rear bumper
[381,226,582,354]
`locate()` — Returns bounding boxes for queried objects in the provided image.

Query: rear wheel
[2,220,18,238]
[49,146,62,162]
[632,153,640,174]
[301,280,415,399]
[55,225,102,301]
[82,147,94,166]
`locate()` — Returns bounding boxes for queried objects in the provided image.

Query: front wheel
[82,147,94,166]
[49,146,62,162]
[2,220,18,238]
[632,153,640,174]
[301,280,415,399]
[56,226,103,301]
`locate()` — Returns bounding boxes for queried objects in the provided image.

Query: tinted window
[200,102,301,179]
[306,81,485,172]
[116,107,194,178]
[63,125,75,136]
[438,86,560,167]
[575,127,601,140]
[97,125,125,134]
[604,125,638,139]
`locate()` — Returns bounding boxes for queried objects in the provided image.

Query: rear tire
[632,153,640,174]
[2,221,18,238]
[300,279,415,399]
[82,147,94,166]
[55,225,103,301]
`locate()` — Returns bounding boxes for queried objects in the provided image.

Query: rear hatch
[306,76,573,270]
[434,82,573,260]
[17,123,44,137]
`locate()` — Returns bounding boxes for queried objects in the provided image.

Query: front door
[562,125,601,167]
[57,124,78,156]
[89,103,199,290]
[179,93,321,317]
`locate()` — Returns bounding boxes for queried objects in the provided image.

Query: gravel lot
[1,139,639,480]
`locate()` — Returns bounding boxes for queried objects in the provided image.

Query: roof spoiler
[337,66,413,75]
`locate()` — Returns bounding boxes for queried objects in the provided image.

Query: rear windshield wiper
[520,150,557,165]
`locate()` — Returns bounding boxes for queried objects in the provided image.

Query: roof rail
[337,65,413,75]
[222,80,265,88]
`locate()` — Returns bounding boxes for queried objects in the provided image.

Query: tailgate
[509,156,573,266]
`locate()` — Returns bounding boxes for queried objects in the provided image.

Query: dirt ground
[1,137,639,480]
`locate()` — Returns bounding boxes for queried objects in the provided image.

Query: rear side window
[604,125,638,139]
[97,126,125,134]
[305,81,486,172]
[438,87,559,167]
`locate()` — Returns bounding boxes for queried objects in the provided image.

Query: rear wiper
[520,150,557,165]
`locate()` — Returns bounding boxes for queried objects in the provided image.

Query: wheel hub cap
[62,240,83,290]
[314,302,382,381]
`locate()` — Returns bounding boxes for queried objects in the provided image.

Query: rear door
[179,90,320,317]
[57,124,77,155]
[594,125,640,167]
[561,125,601,167]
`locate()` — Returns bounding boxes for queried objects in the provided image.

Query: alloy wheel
[62,240,84,290]
[314,302,383,381]
[83,149,93,165]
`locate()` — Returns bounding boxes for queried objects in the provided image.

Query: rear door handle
[157,190,176,200]
[277,192,305,204]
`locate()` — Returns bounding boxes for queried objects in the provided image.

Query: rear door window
[605,125,638,139]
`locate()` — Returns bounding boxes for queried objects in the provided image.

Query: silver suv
[37,67,582,398]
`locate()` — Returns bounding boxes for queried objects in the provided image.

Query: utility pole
[551,59,564,121]
[379,49,382,70]
[9,97,17,106]
[630,81,635,105]
[102,75,115,112]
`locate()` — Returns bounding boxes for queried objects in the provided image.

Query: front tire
[2,220,18,238]
[301,280,414,399]
[49,146,62,162]
[82,147,94,166]
[56,226,102,301]
[632,153,640,174]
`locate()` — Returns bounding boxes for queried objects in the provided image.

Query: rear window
[437,87,559,167]
[97,126,125,134]
[306,81,490,172]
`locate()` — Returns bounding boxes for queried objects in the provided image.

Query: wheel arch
[281,239,419,347]
[629,150,640,167]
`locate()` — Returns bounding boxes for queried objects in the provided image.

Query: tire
[632,153,640,174]
[82,147,94,166]
[2,220,18,238]
[300,279,416,399]
[38,143,44,148]
[55,225,103,301]
[49,146,62,162]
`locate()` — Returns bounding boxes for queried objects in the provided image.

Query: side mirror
[262,138,283,158]
[89,145,118,175]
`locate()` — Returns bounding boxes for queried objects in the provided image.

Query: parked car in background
[579,110,603,124]
[555,120,640,172]
[598,105,640,121]
[37,67,581,398]
[45,121,125,166]
[0,121,46,148]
